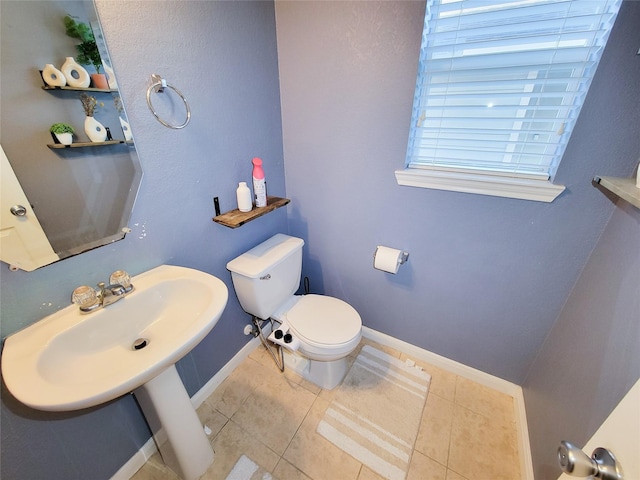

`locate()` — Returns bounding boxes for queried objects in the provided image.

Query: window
[396,0,622,201]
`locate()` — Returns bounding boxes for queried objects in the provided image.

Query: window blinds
[406,0,621,178]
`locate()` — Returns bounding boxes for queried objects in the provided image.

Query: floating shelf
[47,140,130,149]
[41,85,117,93]
[594,176,640,209]
[213,196,290,228]
[39,71,116,93]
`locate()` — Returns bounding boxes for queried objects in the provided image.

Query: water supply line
[249,277,311,372]
[252,316,284,372]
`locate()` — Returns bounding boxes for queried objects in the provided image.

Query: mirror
[0,0,143,271]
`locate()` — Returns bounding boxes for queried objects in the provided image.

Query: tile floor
[131,339,522,480]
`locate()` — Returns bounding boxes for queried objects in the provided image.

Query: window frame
[396,0,621,202]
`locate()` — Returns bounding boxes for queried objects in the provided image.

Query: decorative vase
[54,132,73,145]
[119,117,133,141]
[90,73,109,90]
[61,57,90,88]
[42,64,66,87]
[84,116,107,142]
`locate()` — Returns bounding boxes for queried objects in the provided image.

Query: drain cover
[132,338,150,350]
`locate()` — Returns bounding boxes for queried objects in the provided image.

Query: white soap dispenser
[236,182,252,212]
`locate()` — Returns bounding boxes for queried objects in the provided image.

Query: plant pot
[84,116,107,143]
[42,64,66,87]
[91,73,109,90]
[54,132,73,145]
[61,57,90,88]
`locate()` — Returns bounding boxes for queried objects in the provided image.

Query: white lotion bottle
[236,182,252,212]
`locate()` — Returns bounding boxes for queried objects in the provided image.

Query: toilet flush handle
[260,274,271,280]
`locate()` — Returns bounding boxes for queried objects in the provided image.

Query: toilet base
[283,350,349,390]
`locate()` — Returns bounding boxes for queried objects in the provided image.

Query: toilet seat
[285,295,361,347]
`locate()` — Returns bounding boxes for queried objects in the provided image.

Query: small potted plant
[63,15,107,89]
[50,123,74,145]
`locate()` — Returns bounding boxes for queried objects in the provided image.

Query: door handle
[10,205,27,217]
[558,441,623,479]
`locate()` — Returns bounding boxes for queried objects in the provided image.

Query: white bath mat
[226,455,274,480]
[316,345,431,480]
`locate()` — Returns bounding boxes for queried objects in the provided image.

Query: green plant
[63,15,102,74]
[50,123,75,134]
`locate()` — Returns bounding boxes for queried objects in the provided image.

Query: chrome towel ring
[146,74,191,129]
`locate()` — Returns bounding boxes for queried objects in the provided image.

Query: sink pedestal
[134,364,213,480]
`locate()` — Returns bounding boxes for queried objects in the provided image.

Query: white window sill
[395,167,565,203]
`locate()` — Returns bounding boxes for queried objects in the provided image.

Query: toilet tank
[226,234,304,320]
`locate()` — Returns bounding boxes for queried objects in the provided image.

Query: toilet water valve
[244,325,254,336]
[558,441,623,480]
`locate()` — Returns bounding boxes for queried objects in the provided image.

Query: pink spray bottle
[252,157,267,207]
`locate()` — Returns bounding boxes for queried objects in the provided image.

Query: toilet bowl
[272,294,361,361]
[226,234,362,389]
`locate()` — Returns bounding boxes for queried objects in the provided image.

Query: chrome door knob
[558,441,624,480]
[10,205,27,217]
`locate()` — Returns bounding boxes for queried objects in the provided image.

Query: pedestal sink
[1,265,229,480]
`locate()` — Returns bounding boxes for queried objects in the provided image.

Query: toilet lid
[286,295,362,346]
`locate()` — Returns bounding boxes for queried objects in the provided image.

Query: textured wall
[275,0,640,383]
[0,1,286,478]
[2,1,639,478]
[522,5,640,477]
[524,201,640,479]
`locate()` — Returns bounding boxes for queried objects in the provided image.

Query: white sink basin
[2,264,228,412]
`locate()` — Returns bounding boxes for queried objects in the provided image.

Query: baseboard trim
[109,436,158,480]
[190,333,265,409]
[361,326,534,480]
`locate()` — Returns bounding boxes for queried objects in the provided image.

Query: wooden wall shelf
[213,196,290,228]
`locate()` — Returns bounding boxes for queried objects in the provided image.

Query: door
[0,145,58,271]
[558,378,640,480]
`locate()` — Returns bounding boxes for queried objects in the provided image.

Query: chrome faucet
[72,270,134,314]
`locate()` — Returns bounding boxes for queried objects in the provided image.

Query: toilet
[227,233,362,389]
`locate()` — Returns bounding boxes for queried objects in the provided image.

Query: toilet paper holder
[372,247,409,264]
[373,246,410,274]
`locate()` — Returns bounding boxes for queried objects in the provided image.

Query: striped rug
[316,345,431,480]
[226,455,274,480]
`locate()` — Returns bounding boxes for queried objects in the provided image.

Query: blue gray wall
[524,199,640,479]
[276,2,640,479]
[1,1,286,478]
[275,0,639,384]
[522,2,640,477]
[1,1,639,479]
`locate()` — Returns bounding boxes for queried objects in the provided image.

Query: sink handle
[72,286,101,312]
[110,270,134,293]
